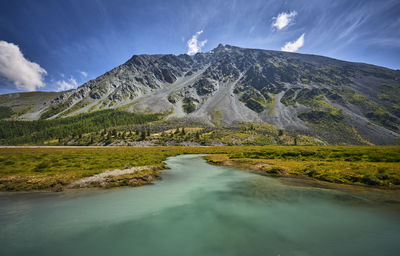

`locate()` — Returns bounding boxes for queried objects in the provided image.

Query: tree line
[0,109,161,145]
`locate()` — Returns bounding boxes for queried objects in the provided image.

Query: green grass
[0,146,235,191]
[1,146,399,191]
[205,146,400,188]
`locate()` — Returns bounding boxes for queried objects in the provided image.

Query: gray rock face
[1,44,399,144]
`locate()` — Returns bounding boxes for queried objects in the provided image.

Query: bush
[34,162,50,172]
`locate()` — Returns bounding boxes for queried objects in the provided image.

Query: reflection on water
[1,154,399,256]
[230,177,365,205]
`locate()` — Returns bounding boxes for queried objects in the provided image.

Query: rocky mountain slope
[1,44,399,144]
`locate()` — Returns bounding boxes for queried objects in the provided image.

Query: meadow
[1,146,399,191]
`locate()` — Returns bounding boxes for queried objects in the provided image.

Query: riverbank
[204,151,400,189]
[0,146,399,191]
[2,154,399,256]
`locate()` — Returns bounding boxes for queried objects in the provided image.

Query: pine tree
[140,130,146,141]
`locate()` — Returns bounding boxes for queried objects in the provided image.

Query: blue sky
[0,0,399,94]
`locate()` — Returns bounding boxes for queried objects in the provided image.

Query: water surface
[1,154,399,256]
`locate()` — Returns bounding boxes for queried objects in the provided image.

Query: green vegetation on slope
[378,83,400,118]
[295,88,333,109]
[40,98,73,119]
[234,85,269,113]
[298,109,344,124]
[298,108,370,145]
[58,100,91,117]
[0,109,162,145]
[36,121,321,147]
[280,88,301,106]
[0,106,14,119]
[341,89,399,132]
[182,97,197,113]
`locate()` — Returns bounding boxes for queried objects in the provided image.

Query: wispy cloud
[337,12,368,43]
[187,30,207,55]
[0,40,47,91]
[79,71,88,77]
[56,77,78,91]
[281,33,305,52]
[272,11,297,30]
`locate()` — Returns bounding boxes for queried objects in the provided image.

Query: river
[1,154,399,256]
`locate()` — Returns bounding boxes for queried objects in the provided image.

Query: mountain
[1,44,399,144]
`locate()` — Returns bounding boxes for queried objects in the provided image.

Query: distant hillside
[1,44,399,145]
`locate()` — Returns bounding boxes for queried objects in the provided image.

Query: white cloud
[80,71,87,77]
[187,30,207,55]
[281,33,305,52]
[56,77,78,91]
[0,40,47,91]
[272,11,297,30]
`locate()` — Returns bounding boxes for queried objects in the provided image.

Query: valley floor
[0,146,399,191]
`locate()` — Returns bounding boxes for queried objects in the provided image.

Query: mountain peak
[211,43,234,53]
[3,44,399,145]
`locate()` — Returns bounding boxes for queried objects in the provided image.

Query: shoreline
[204,156,400,206]
[1,155,399,208]
[204,154,400,190]
[1,146,399,192]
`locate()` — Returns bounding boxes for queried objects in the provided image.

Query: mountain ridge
[1,44,399,145]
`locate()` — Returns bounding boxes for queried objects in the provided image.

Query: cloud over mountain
[0,41,47,91]
[281,33,305,52]
[187,30,207,55]
[272,11,297,30]
[56,77,78,91]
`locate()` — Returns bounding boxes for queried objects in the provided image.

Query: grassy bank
[205,146,400,189]
[0,146,233,191]
[0,146,399,191]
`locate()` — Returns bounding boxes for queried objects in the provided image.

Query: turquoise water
[1,154,399,256]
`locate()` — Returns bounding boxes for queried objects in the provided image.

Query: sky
[0,0,399,94]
